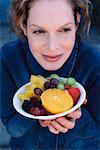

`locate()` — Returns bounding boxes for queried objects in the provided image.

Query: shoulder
[73,41,100,86]
[1,39,21,55]
[77,41,100,75]
[1,38,26,59]
[78,41,100,66]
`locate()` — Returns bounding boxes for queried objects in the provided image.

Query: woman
[1,0,100,149]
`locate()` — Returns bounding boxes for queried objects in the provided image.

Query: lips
[42,54,63,62]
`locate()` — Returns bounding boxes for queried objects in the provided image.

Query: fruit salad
[18,74,81,116]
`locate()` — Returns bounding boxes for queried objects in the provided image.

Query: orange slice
[41,89,74,114]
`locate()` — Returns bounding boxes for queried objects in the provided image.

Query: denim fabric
[1,38,100,150]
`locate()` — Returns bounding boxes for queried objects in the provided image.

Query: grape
[22,100,34,113]
[30,96,39,103]
[35,100,42,109]
[50,83,57,88]
[40,108,47,115]
[57,83,64,90]
[30,107,41,116]
[50,74,59,80]
[34,88,43,96]
[22,100,31,111]
[44,81,50,89]
[66,77,76,86]
[59,78,66,84]
[50,78,59,85]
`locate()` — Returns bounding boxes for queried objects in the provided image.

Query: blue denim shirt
[1,38,100,150]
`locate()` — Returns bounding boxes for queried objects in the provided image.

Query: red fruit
[30,107,41,116]
[64,84,70,90]
[68,87,80,104]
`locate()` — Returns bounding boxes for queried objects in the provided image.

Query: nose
[48,34,58,51]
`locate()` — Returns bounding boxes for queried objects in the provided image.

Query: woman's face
[24,0,78,71]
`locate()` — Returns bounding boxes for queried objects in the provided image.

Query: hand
[48,108,82,134]
[83,99,87,105]
[39,120,51,127]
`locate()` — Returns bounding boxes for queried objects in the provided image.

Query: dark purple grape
[44,81,51,89]
[40,108,47,115]
[50,78,59,85]
[30,107,41,116]
[35,100,42,109]
[22,100,31,111]
[30,96,39,103]
[22,100,34,113]
[34,88,43,96]
[49,83,57,88]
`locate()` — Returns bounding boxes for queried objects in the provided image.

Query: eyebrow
[30,23,73,30]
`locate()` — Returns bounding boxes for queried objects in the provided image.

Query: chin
[41,63,64,71]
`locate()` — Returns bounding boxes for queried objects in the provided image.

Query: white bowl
[13,77,86,120]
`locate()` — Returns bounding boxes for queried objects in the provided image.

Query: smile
[42,54,63,62]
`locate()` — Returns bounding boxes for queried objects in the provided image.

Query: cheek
[61,33,76,51]
[27,36,44,53]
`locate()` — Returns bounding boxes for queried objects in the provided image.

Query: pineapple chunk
[30,75,48,88]
[24,90,35,98]
[18,93,30,102]
[25,83,37,90]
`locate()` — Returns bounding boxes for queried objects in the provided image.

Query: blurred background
[0,0,100,149]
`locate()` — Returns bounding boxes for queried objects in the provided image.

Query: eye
[33,30,46,34]
[60,28,71,33]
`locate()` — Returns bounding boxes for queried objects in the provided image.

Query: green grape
[59,78,66,84]
[50,74,60,80]
[66,77,76,86]
[71,83,78,88]
[57,83,65,90]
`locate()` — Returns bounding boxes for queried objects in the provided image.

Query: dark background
[0,0,100,149]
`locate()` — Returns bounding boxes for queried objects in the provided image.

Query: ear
[77,12,81,24]
[76,12,81,30]
[20,22,27,36]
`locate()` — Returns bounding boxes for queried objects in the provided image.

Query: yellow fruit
[18,93,30,102]
[24,90,35,98]
[30,75,48,88]
[25,83,37,90]
[41,89,74,114]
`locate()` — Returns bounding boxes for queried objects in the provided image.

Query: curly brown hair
[9,0,92,38]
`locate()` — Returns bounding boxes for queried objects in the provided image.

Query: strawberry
[68,87,80,104]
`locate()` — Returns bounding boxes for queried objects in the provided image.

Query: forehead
[28,0,75,28]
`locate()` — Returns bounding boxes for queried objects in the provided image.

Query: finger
[39,120,51,127]
[83,99,87,105]
[56,117,75,129]
[67,108,82,120]
[48,124,59,134]
[51,120,68,133]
